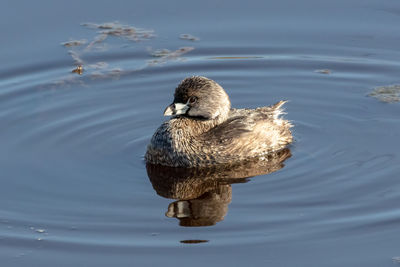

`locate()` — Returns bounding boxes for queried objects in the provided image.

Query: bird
[145,76,293,167]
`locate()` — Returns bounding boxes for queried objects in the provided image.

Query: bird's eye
[188,96,197,104]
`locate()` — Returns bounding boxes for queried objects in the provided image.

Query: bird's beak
[163,103,189,116]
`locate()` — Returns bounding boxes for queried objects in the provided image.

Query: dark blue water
[1,0,400,266]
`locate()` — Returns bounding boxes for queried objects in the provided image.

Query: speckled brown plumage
[145,76,293,167]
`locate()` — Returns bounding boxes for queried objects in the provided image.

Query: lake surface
[1,0,400,266]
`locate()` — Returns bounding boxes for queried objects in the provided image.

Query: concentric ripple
[1,39,400,266]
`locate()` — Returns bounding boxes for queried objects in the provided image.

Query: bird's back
[199,100,293,162]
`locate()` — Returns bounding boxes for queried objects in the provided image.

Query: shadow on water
[146,148,291,227]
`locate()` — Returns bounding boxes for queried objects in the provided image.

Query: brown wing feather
[200,101,292,159]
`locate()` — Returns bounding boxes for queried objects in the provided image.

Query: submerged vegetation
[147,47,195,65]
[179,34,200,41]
[62,39,87,47]
[56,21,197,86]
[368,84,400,103]
[81,22,155,43]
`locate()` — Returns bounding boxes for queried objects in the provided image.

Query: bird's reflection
[146,148,291,227]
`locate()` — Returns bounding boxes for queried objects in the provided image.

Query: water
[1,0,400,266]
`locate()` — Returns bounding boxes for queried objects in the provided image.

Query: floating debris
[315,69,331,74]
[82,22,113,30]
[61,39,87,47]
[68,50,84,65]
[81,21,155,44]
[147,47,194,66]
[149,48,172,57]
[72,65,84,75]
[61,21,156,76]
[95,23,114,29]
[85,33,108,51]
[368,84,400,103]
[179,34,199,41]
[57,22,196,85]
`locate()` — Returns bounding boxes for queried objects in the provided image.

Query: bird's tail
[271,100,288,120]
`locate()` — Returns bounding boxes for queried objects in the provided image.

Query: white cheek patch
[174,103,189,115]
